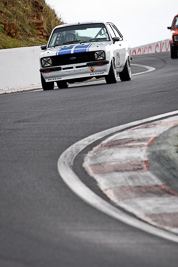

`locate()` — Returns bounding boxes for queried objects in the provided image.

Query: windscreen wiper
[62,40,82,45]
[89,38,108,42]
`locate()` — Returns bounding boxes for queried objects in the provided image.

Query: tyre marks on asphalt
[83,116,178,234]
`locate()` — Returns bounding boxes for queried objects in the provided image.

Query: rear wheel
[41,74,54,91]
[119,57,131,81]
[105,58,117,84]
[57,81,68,89]
[170,45,177,59]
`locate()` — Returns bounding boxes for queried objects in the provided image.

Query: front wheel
[57,81,68,89]
[105,59,117,84]
[41,74,54,91]
[170,45,177,59]
[119,57,132,81]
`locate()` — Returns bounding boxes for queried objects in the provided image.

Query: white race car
[40,22,131,90]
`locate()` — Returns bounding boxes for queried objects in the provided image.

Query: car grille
[51,52,95,66]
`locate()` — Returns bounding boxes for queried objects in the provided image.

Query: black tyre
[170,45,177,59]
[57,81,68,89]
[119,57,132,81]
[105,58,117,84]
[41,74,54,90]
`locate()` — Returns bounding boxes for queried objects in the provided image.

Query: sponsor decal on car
[46,77,62,82]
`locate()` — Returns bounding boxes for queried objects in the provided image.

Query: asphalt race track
[0,51,178,267]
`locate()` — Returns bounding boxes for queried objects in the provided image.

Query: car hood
[40,42,112,57]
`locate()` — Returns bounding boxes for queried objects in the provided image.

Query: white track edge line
[131,63,156,76]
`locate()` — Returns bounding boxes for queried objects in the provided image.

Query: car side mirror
[41,45,47,50]
[167,26,172,30]
[112,37,120,43]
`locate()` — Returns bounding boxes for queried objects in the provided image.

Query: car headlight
[174,35,178,42]
[41,57,52,68]
[94,51,105,60]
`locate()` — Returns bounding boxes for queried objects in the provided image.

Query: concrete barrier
[131,39,170,56]
[0,46,41,94]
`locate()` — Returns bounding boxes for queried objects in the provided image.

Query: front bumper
[40,60,109,82]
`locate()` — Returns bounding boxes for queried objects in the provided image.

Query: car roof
[53,21,108,30]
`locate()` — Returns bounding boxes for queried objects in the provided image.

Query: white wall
[131,39,170,56]
[0,46,41,94]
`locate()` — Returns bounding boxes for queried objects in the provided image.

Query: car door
[107,23,125,69]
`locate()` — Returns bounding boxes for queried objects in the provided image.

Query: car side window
[112,24,123,40]
[110,24,119,39]
[107,24,116,38]
[173,16,178,28]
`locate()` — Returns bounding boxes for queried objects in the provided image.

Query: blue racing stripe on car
[56,46,74,55]
[73,44,92,53]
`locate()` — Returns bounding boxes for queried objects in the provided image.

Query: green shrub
[0,0,64,49]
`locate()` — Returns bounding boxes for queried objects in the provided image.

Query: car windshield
[48,23,110,47]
